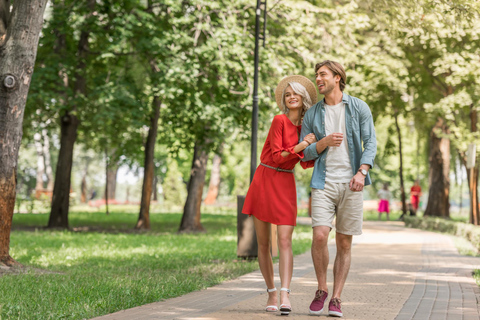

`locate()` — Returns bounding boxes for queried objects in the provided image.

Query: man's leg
[309,186,336,315]
[312,225,331,291]
[332,232,353,299]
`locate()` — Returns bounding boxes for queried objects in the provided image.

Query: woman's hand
[303,133,317,145]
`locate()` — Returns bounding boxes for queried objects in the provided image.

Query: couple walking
[242,60,377,317]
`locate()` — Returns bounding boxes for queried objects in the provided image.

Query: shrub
[404,216,480,252]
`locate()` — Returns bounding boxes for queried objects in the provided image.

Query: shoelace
[331,298,342,308]
[314,290,326,300]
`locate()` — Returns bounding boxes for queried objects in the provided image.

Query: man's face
[315,65,340,96]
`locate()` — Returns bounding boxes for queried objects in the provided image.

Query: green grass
[474,270,480,286]
[363,209,404,221]
[1,210,314,320]
[450,235,480,257]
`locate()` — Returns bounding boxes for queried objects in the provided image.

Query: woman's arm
[280,133,316,157]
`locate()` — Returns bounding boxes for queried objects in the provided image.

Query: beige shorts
[311,182,363,235]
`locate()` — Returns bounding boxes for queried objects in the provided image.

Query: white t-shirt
[325,102,352,183]
[377,189,392,201]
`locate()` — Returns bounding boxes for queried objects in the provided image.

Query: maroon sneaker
[328,297,343,317]
[309,290,328,315]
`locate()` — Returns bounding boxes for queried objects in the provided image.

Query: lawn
[0,209,314,320]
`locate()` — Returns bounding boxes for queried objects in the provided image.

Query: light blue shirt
[300,93,377,189]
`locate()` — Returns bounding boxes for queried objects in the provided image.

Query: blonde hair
[281,82,313,117]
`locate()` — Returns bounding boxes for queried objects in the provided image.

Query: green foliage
[404,216,480,252]
[162,157,187,208]
[18,0,480,218]
[2,211,313,319]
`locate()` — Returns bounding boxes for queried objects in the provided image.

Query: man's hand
[325,133,343,147]
[349,172,365,192]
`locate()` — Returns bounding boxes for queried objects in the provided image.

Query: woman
[377,183,392,220]
[242,75,317,315]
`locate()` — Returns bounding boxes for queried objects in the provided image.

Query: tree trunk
[80,163,88,203]
[34,132,45,192]
[394,111,407,216]
[135,97,161,230]
[104,149,110,215]
[152,174,158,201]
[42,129,54,191]
[466,166,479,225]
[0,0,48,266]
[105,165,118,201]
[179,142,209,232]
[204,154,222,205]
[48,113,78,228]
[424,118,450,218]
[467,105,479,224]
[48,0,95,228]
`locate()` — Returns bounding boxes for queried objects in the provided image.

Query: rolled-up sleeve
[300,159,315,169]
[359,103,377,168]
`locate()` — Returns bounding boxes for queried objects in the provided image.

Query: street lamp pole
[250,0,267,183]
[237,0,267,259]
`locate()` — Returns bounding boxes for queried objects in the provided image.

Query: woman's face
[284,86,303,111]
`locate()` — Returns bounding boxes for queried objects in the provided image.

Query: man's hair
[315,60,347,92]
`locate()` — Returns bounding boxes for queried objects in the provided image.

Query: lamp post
[250,0,267,182]
[237,0,267,258]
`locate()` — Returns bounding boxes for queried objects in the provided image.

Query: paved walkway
[92,221,480,320]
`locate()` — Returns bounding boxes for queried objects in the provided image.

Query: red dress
[410,185,422,210]
[242,114,314,226]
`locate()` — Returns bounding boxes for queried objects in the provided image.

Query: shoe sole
[309,307,324,315]
[328,310,343,317]
[280,305,291,315]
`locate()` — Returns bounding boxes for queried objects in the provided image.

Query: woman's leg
[278,224,294,307]
[253,216,277,307]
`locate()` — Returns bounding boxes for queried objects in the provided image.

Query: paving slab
[92,221,480,320]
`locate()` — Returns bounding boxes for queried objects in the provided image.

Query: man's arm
[359,103,377,169]
[300,107,321,162]
[350,103,377,192]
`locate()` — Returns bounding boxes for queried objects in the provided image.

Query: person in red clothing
[410,179,422,214]
[243,75,317,315]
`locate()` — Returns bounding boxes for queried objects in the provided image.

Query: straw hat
[275,75,318,112]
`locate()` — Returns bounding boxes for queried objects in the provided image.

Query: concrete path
[92,221,480,320]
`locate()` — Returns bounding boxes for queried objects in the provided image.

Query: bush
[404,216,480,252]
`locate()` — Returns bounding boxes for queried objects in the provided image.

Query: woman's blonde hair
[281,82,313,117]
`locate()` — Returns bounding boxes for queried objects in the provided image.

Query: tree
[424,118,451,217]
[47,0,96,228]
[0,0,48,266]
[204,153,222,205]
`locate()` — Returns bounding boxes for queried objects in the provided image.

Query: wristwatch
[358,168,368,176]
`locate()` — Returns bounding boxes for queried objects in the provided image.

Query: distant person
[300,60,377,317]
[408,202,416,216]
[90,190,97,200]
[410,180,422,214]
[242,75,317,315]
[377,183,392,220]
[399,202,417,221]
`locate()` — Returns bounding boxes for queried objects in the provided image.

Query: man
[300,60,377,317]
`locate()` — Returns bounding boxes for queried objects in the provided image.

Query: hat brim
[275,75,318,112]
